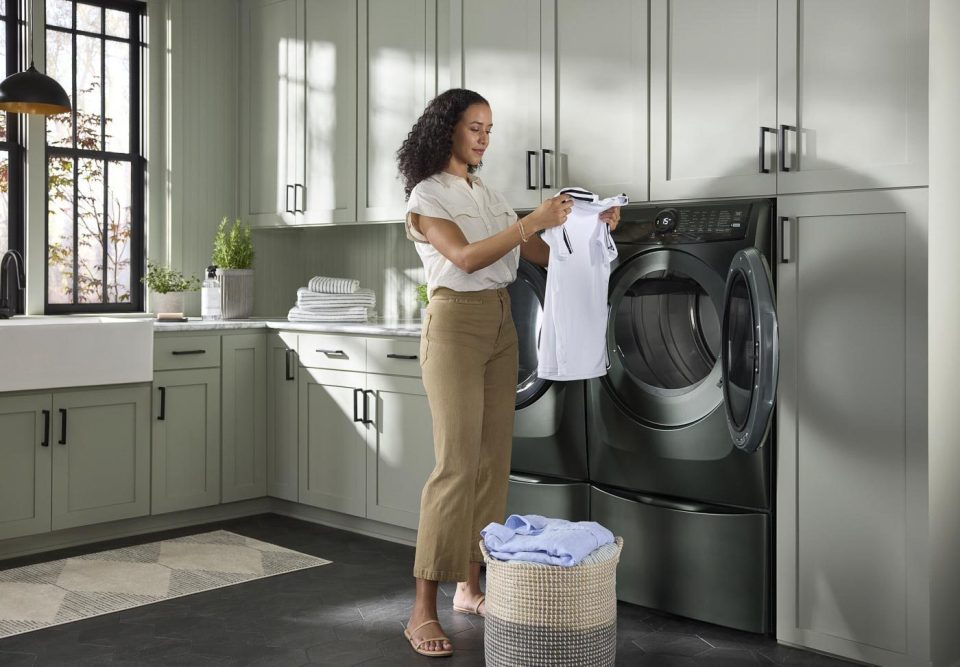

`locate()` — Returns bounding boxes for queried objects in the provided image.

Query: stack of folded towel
[481,514,615,567]
[287,275,376,322]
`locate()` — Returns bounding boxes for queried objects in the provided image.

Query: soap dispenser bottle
[201,266,221,320]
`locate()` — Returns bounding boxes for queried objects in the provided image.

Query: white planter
[217,268,254,319]
[152,291,184,316]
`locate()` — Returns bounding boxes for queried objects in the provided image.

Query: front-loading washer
[588,199,779,633]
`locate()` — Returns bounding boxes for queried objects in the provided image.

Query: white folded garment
[296,287,375,307]
[307,276,360,294]
[287,306,370,322]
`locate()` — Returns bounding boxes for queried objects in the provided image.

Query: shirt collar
[434,170,481,188]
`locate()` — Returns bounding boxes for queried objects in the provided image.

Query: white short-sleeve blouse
[406,171,519,296]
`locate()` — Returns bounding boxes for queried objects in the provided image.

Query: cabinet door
[649,0,776,200]
[357,0,436,222]
[0,394,52,540]
[299,0,358,224]
[222,334,268,502]
[267,332,299,501]
[51,386,150,530]
[241,0,300,226]
[551,0,649,202]
[299,368,367,516]
[452,0,542,209]
[776,189,928,665]
[365,374,434,529]
[152,370,221,515]
[777,0,928,193]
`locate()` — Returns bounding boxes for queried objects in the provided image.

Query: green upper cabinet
[776,0,928,193]
[649,0,777,200]
[357,0,437,222]
[0,394,52,541]
[50,386,151,531]
[241,0,357,226]
[449,0,648,208]
[222,334,268,502]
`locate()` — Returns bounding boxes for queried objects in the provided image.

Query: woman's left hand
[600,206,621,231]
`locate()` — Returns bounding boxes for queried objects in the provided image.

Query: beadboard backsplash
[252,223,425,320]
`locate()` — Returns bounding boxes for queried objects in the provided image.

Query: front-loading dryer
[588,199,779,633]
[505,258,590,521]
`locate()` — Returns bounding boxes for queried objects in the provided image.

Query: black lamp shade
[0,64,71,115]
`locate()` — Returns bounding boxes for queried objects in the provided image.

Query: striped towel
[296,287,375,308]
[287,306,371,322]
[307,276,360,294]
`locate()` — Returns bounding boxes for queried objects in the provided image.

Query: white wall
[928,2,960,666]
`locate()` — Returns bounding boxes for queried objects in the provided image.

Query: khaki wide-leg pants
[413,287,518,582]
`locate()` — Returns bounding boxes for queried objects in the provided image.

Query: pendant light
[0,61,71,115]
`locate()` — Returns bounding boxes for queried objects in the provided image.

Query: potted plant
[142,260,201,316]
[416,283,429,320]
[211,217,255,319]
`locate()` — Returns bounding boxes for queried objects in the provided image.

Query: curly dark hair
[397,88,489,198]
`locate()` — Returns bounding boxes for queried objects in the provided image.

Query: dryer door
[721,247,778,453]
[509,259,550,409]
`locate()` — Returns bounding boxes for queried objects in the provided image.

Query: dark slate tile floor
[0,513,858,666]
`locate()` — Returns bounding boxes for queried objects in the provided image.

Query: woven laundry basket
[480,536,623,667]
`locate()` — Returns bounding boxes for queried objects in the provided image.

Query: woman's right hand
[526,195,573,233]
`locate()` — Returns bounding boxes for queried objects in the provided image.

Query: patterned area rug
[0,530,331,639]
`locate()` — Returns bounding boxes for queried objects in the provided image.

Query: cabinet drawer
[366,337,421,378]
[154,336,221,370]
[298,334,366,371]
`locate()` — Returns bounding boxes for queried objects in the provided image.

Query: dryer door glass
[606,249,726,427]
[721,247,779,453]
[509,259,550,409]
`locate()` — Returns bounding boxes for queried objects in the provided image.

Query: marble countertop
[153,317,422,337]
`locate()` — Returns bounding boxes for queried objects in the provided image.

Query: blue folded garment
[481,514,615,567]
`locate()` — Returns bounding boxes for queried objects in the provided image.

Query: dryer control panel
[616,202,755,244]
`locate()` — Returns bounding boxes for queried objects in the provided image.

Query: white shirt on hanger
[538,188,627,381]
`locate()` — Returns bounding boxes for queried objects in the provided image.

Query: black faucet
[0,249,25,319]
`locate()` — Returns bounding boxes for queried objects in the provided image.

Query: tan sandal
[453,594,485,617]
[403,619,454,657]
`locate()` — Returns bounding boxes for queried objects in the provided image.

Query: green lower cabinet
[364,374,434,530]
[0,394,53,540]
[299,369,367,517]
[152,369,221,514]
[51,385,151,531]
[222,334,267,502]
[267,332,299,501]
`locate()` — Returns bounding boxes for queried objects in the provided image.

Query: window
[45,0,144,312]
[0,0,25,280]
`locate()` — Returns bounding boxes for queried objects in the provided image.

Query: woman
[396,88,620,657]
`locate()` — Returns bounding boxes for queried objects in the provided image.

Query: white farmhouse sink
[0,316,154,392]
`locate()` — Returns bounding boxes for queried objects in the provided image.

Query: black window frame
[44,0,145,314]
[1,0,26,315]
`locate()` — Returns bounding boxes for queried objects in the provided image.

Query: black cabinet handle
[58,409,67,445]
[386,353,417,360]
[779,216,792,264]
[759,126,776,173]
[295,184,304,213]
[286,184,294,214]
[285,349,295,380]
[778,124,797,172]
[317,349,346,357]
[158,386,166,420]
[171,349,205,356]
[541,148,554,189]
[41,409,50,447]
[525,150,537,190]
[362,389,374,425]
[353,387,363,423]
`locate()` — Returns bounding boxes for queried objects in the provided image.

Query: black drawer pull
[158,386,166,420]
[59,409,67,445]
[386,353,417,360]
[317,349,346,357]
[171,349,206,356]
[41,409,50,447]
